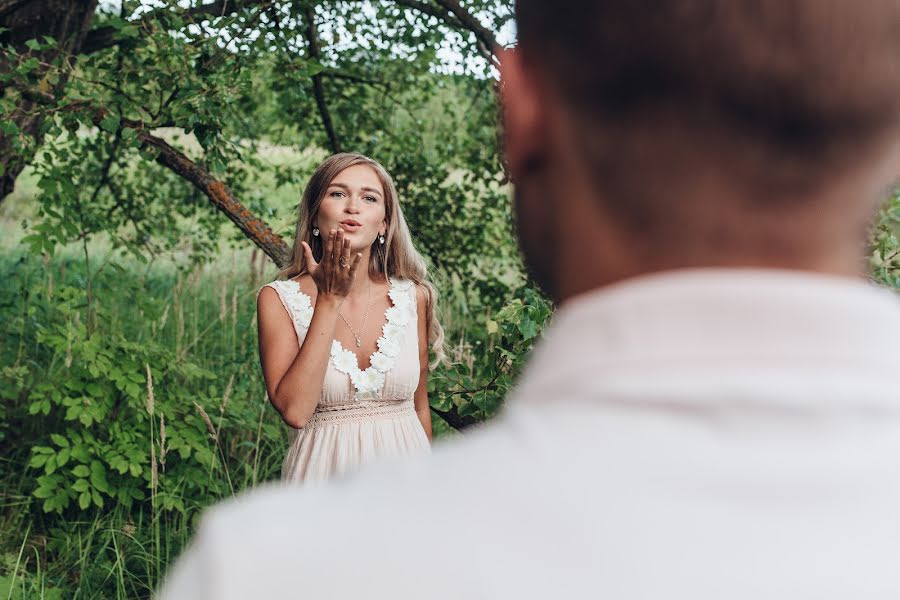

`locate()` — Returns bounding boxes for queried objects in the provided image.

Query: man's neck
[552,194,870,308]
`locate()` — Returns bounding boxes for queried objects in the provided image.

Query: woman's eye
[330,191,344,197]
[364,196,377,202]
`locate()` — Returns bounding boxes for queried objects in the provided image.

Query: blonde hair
[277,152,447,369]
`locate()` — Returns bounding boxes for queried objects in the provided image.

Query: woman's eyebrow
[328,182,383,197]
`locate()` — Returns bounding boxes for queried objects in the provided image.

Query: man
[158,1,900,597]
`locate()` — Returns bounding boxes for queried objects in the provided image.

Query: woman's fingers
[333,229,343,264]
[348,252,363,278]
[301,241,317,271]
[324,228,335,260]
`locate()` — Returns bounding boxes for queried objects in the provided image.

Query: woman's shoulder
[258,275,316,305]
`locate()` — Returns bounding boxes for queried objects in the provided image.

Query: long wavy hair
[277,153,447,368]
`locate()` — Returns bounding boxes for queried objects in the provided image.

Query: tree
[1,1,504,253]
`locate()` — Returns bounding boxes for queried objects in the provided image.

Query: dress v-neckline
[287,276,412,400]
[332,278,397,372]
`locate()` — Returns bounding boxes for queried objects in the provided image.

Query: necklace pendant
[355,338,362,348]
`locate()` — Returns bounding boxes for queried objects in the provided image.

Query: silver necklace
[338,279,372,347]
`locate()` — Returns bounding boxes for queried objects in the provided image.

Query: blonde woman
[256,153,445,483]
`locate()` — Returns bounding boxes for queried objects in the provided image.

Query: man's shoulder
[166,418,537,596]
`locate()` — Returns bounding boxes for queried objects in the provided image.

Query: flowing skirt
[281,399,430,483]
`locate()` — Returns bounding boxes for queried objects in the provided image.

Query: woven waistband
[309,398,415,426]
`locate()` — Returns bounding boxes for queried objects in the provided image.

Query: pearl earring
[379,235,385,245]
[313,227,320,237]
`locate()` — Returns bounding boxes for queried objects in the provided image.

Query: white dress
[259,276,430,483]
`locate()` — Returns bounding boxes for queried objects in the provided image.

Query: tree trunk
[0,0,97,202]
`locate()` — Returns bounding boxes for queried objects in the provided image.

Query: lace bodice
[260,277,420,405]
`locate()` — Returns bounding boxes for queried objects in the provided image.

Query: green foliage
[0,250,288,594]
[871,187,900,288]
[430,285,552,422]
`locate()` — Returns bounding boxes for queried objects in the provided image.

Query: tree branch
[0,0,29,19]
[390,0,463,26]
[81,0,269,54]
[391,0,497,64]
[432,0,498,62]
[430,406,480,430]
[14,89,288,265]
[303,6,341,154]
[130,124,292,267]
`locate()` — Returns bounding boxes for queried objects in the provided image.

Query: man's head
[502,0,900,303]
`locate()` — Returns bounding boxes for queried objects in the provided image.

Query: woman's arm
[257,286,341,429]
[412,284,433,442]
[257,229,361,429]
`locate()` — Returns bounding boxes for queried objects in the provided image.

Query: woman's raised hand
[301,229,362,301]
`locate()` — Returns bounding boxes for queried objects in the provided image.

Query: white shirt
[157,269,900,599]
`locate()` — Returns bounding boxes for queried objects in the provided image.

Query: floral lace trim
[330,277,414,400]
[271,277,415,401]
[269,280,315,334]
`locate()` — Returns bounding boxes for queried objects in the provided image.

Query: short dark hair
[516,0,899,228]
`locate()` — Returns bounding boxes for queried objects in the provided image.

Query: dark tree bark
[0,0,98,201]
[303,5,341,154]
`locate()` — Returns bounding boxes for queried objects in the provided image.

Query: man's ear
[498,47,545,181]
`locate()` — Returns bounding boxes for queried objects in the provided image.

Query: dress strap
[258,280,315,345]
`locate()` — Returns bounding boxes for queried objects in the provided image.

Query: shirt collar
[512,268,900,408]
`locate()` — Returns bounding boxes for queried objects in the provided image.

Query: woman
[256,152,445,483]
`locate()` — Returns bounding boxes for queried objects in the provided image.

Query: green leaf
[517,317,537,340]
[458,400,479,417]
[17,57,40,74]
[78,490,91,509]
[71,444,90,462]
[50,433,69,447]
[29,453,49,468]
[25,38,41,50]
[33,485,54,499]
[99,113,120,133]
[90,461,110,493]
[72,465,90,477]
[121,127,138,145]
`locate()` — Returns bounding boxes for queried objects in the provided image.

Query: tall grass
[0,237,288,598]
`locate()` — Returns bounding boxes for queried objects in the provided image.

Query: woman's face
[314,164,387,252]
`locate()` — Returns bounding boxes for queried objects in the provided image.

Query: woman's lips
[339,222,361,232]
